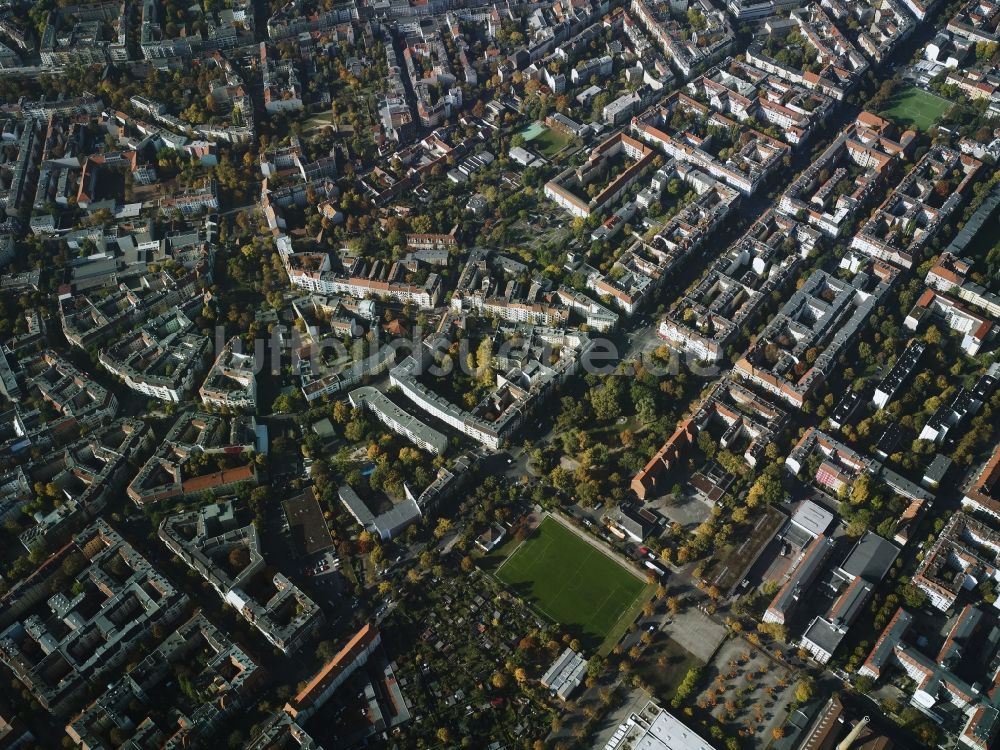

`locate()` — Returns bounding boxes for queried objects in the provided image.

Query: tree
[671,667,702,707]
[358,530,374,553]
[589,377,624,421]
[460,555,474,573]
[795,680,813,703]
[316,640,338,661]
[228,547,250,571]
[475,337,493,382]
[976,41,998,62]
[697,430,717,459]
[899,583,927,609]
[514,667,527,684]
[758,621,788,641]
[491,671,508,689]
[846,514,871,538]
[434,518,453,540]
[849,473,872,506]
[747,474,783,507]
[437,727,452,743]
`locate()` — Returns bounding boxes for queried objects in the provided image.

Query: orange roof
[856,111,890,132]
[292,623,378,707]
[181,464,254,493]
[929,264,962,285]
[915,287,936,308]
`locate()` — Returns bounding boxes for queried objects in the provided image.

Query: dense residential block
[0,520,189,714]
[734,258,898,408]
[65,613,263,749]
[0,3,998,749]
[160,500,323,654]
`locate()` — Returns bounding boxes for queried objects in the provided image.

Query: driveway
[588,687,652,748]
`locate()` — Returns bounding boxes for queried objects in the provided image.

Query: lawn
[525,125,571,158]
[496,516,648,651]
[636,634,703,701]
[880,86,952,131]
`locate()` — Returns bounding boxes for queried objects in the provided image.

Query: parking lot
[697,637,797,745]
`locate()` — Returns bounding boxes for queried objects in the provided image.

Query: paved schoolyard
[650,490,713,532]
[662,608,727,663]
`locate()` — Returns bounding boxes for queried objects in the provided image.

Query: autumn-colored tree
[795,680,814,703]
[358,530,373,553]
[434,517,453,539]
[228,547,250,571]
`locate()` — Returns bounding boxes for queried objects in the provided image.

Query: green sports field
[496,517,647,649]
[521,123,571,157]
[880,86,952,131]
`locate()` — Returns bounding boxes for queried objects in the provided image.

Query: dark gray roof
[769,536,836,618]
[612,505,655,539]
[839,532,898,582]
[801,616,844,655]
[947,182,1000,256]
[865,608,913,674]
[830,389,862,426]
[874,421,905,458]
[924,454,952,483]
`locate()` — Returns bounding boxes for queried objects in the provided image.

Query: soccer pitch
[880,86,952,131]
[496,516,647,649]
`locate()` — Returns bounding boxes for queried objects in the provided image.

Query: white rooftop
[790,499,834,539]
[605,702,715,750]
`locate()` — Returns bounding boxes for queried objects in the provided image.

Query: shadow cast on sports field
[502,578,598,649]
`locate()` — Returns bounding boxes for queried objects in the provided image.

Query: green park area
[880,86,952,131]
[496,516,649,651]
